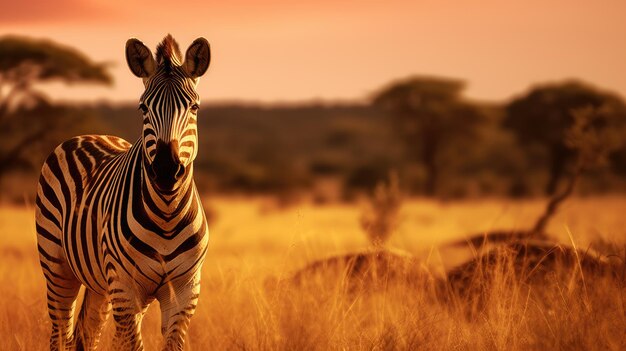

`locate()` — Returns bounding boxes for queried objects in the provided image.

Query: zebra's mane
[155,34,183,69]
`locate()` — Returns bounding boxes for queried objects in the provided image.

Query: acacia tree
[504,81,626,195]
[373,76,484,196]
[0,35,112,179]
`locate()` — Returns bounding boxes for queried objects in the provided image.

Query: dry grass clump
[288,248,436,293]
[443,240,620,316]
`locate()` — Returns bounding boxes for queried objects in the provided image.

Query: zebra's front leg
[109,285,149,351]
[45,280,81,351]
[74,289,111,350]
[156,274,202,351]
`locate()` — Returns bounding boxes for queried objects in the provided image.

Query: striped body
[35,35,212,351]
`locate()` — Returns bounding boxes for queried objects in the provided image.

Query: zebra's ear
[183,38,211,78]
[126,38,156,78]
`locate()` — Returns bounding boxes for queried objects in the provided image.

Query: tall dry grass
[0,197,624,350]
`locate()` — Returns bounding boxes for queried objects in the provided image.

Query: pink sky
[1,0,625,103]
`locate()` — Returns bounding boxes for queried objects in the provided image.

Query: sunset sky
[0,0,625,104]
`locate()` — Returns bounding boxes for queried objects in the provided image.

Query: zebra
[35,35,211,350]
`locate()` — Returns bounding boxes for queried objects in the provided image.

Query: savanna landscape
[2,1,626,350]
[1,196,625,350]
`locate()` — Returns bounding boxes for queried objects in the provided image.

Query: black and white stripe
[35,35,211,351]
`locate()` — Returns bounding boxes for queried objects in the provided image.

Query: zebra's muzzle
[148,140,185,191]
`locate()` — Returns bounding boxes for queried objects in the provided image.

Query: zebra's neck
[133,139,196,232]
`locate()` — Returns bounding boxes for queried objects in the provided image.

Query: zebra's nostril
[175,164,185,179]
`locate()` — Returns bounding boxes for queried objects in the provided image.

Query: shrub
[360,172,403,247]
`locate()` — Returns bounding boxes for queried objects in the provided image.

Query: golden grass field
[1,196,625,350]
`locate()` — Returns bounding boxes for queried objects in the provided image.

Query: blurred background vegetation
[2,35,626,204]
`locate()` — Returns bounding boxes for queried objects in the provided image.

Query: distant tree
[504,81,626,195]
[372,76,484,196]
[0,35,112,179]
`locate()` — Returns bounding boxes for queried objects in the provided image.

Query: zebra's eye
[190,104,199,113]
[139,103,149,114]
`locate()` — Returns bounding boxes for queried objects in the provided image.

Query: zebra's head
[125,35,210,192]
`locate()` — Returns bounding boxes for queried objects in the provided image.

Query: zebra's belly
[60,204,109,296]
[60,216,209,298]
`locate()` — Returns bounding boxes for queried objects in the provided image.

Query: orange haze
[1,0,625,104]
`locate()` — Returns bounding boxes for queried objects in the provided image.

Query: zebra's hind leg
[74,290,111,350]
[42,264,81,351]
[38,231,81,349]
